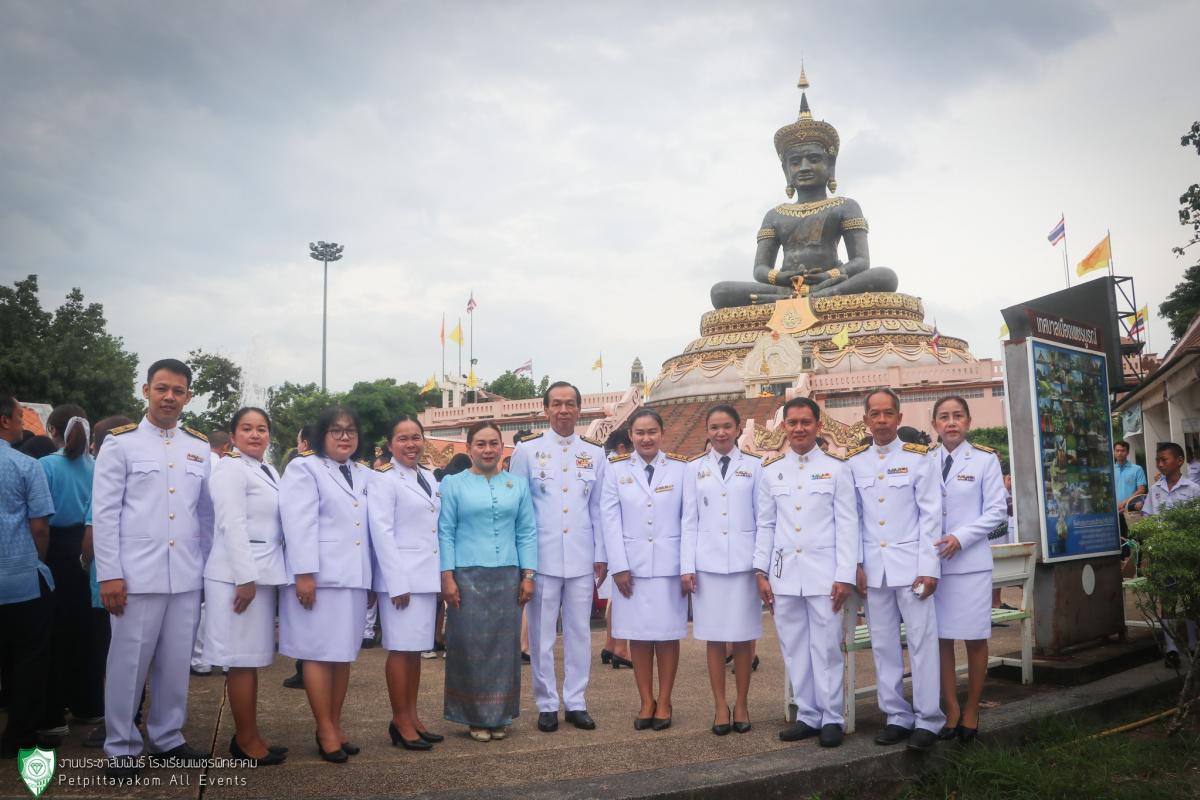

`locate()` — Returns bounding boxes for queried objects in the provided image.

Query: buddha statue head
[774,69,840,198]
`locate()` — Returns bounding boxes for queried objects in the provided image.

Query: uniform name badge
[956,474,975,482]
[576,453,593,469]
[735,469,753,478]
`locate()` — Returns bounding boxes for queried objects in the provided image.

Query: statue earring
[785,186,795,199]
[827,178,837,193]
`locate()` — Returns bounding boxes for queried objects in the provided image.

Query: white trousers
[866,582,945,732]
[774,594,844,728]
[190,600,209,670]
[528,574,594,712]
[364,601,378,638]
[105,591,201,757]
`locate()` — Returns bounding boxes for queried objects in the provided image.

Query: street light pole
[308,240,344,392]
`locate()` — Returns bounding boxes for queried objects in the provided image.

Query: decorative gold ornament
[827,178,837,193]
[774,197,845,218]
[786,185,795,199]
[841,217,868,232]
[828,268,842,278]
[767,269,780,285]
[774,72,840,159]
[756,227,777,242]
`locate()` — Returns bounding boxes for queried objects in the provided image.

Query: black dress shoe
[361,637,378,649]
[537,712,559,732]
[957,726,978,744]
[417,730,444,744]
[873,724,913,746]
[938,725,960,741]
[651,716,672,731]
[906,728,939,752]
[521,651,531,663]
[105,756,140,778]
[779,721,820,742]
[634,702,656,731]
[600,649,613,665]
[282,672,304,689]
[818,724,844,747]
[389,722,432,751]
[340,741,360,755]
[150,743,209,765]
[565,710,596,730]
[230,735,287,766]
[268,745,289,755]
[732,709,751,734]
[610,654,633,669]
[712,706,732,736]
[315,735,348,763]
[751,655,760,671]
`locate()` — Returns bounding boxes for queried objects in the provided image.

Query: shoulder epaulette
[903,442,929,455]
[182,426,208,443]
[846,444,870,458]
[298,449,315,457]
[825,451,848,461]
[608,453,631,463]
[666,452,688,462]
[927,443,941,453]
[226,450,241,458]
[580,434,603,448]
[969,442,997,454]
[688,452,707,462]
[762,453,785,467]
[110,423,137,436]
[521,431,544,443]
[376,462,394,473]
[356,459,371,468]
[743,451,762,459]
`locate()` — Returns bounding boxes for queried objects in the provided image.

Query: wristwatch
[521,570,536,581]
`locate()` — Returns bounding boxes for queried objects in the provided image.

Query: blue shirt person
[0,394,56,757]
[1113,441,1147,512]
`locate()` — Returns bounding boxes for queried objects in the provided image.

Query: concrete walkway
[0,589,1172,799]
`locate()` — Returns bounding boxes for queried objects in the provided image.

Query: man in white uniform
[847,388,944,752]
[93,359,214,776]
[1142,441,1200,668]
[755,397,858,747]
[509,382,607,732]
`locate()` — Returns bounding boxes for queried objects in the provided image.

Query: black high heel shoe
[340,741,360,755]
[600,649,613,665]
[230,735,286,766]
[417,729,444,744]
[957,726,978,744]
[611,654,633,670]
[712,706,732,736]
[732,710,752,734]
[314,734,348,764]
[634,701,656,731]
[937,725,960,741]
[389,722,432,751]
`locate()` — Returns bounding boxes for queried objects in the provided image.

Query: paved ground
[0,587,1167,799]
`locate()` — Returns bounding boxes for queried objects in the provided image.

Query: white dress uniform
[601,450,688,641]
[682,447,762,642]
[1143,473,1200,655]
[278,452,373,663]
[929,442,1007,641]
[754,446,858,729]
[510,431,607,714]
[367,461,441,652]
[848,439,945,733]
[202,449,288,667]
[92,418,214,758]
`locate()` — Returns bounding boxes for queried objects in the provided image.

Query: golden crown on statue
[773,68,840,159]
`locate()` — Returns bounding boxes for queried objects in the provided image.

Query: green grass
[894,715,1199,800]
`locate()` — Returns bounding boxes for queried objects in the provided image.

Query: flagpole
[1106,229,1114,278]
[441,313,446,383]
[599,353,604,393]
[468,289,474,375]
[1061,212,1071,288]
[457,316,462,377]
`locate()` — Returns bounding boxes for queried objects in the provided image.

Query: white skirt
[378,591,438,652]
[611,575,688,641]
[202,579,278,668]
[279,585,369,662]
[596,574,613,601]
[692,571,762,642]
[934,570,993,640]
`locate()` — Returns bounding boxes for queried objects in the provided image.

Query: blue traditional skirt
[443,566,522,728]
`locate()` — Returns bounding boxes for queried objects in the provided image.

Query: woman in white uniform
[368,415,444,751]
[682,405,761,735]
[601,408,688,731]
[279,405,374,763]
[930,395,1006,743]
[204,407,288,765]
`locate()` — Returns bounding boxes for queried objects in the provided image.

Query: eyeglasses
[328,428,358,440]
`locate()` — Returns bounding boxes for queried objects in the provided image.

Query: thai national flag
[930,323,941,355]
[513,359,532,375]
[1047,217,1066,246]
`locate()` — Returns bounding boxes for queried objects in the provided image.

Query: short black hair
[933,395,971,419]
[863,387,900,413]
[1157,441,1185,460]
[388,414,425,439]
[1114,440,1130,451]
[705,404,741,427]
[628,408,664,431]
[543,381,582,408]
[314,405,363,459]
[298,424,316,449]
[208,430,232,449]
[0,392,18,421]
[782,396,821,421]
[445,453,472,475]
[230,406,272,434]
[604,429,632,454]
[18,435,57,459]
[897,426,931,446]
[146,358,192,387]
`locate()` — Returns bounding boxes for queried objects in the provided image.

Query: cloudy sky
[3,0,1195,406]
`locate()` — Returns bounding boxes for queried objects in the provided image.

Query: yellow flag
[448,322,464,346]
[831,325,850,350]
[592,356,603,370]
[420,374,437,394]
[466,367,478,389]
[1076,234,1111,278]
[999,324,1009,339]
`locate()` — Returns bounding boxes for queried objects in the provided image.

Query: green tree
[1162,122,1200,341]
[266,382,335,467]
[968,426,1010,473]
[342,378,429,456]
[0,275,141,418]
[181,349,243,434]
[485,371,551,400]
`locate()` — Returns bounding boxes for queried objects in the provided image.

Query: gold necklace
[774,197,845,218]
